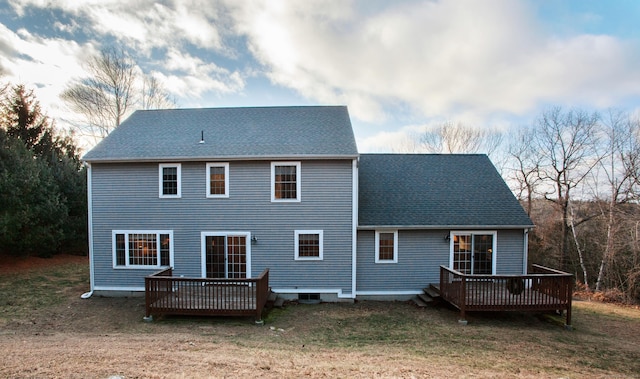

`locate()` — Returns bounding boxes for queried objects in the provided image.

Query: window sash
[159,164,181,198]
[113,231,172,268]
[295,230,323,260]
[206,163,229,198]
[271,162,301,202]
[375,230,398,263]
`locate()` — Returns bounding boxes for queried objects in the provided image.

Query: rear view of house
[84,106,359,300]
[83,105,535,305]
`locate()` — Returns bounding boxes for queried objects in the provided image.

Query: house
[83,105,534,303]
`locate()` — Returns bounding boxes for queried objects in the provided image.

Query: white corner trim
[351,158,358,299]
[86,162,95,293]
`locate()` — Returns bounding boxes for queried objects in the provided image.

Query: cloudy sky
[1,0,639,152]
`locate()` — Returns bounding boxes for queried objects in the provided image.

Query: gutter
[357,224,536,230]
[82,154,360,164]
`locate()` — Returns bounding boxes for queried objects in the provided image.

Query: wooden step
[423,286,441,299]
[429,283,441,293]
[413,296,429,308]
[417,293,434,304]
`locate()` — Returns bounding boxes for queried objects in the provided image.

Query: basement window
[298,293,321,304]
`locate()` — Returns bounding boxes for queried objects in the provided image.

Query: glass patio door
[204,234,247,279]
[452,233,494,275]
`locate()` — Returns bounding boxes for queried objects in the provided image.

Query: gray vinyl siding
[356,230,449,292]
[356,229,527,292]
[496,229,527,275]
[90,159,354,293]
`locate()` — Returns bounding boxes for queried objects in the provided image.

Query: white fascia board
[83,154,359,164]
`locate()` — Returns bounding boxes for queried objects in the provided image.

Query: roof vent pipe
[199,130,205,144]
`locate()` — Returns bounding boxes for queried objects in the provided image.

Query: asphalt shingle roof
[83,106,358,162]
[358,154,534,228]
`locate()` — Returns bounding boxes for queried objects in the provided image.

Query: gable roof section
[358,154,534,228]
[83,106,358,162]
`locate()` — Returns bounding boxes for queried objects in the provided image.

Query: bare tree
[142,74,176,110]
[62,48,177,143]
[594,110,640,292]
[506,127,541,216]
[419,121,503,157]
[61,47,137,141]
[533,107,601,270]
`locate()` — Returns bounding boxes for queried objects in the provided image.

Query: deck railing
[145,268,270,322]
[439,264,574,326]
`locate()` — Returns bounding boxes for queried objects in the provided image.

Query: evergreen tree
[0,84,87,256]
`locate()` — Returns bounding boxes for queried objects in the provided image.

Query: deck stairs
[413,284,441,308]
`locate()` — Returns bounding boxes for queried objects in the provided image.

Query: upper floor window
[113,230,173,269]
[271,162,301,202]
[206,163,229,198]
[295,230,323,260]
[375,230,398,263]
[159,163,181,198]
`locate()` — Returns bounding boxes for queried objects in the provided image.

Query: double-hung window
[159,163,181,198]
[375,230,398,263]
[294,230,323,260]
[206,162,229,198]
[113,231,173,269]
[271,162,301,202]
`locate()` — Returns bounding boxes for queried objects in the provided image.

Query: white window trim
[159,163,182,198]
[205,162,230,198]
[375,230,398,263]
[294,230,323,261]
[112,230,174,269]
[448,230,497,275]
[271,161,301,202]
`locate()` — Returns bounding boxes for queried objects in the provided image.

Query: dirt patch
[1,255,640,378]
[0,254,88,275]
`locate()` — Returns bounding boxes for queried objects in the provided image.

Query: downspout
[351,158,358,299]
[81,162,95,299]
[523,229,529,275]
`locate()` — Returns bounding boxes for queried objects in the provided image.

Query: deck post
[144,277,151,319]
[565,276,573,330]
[459,275,467,325]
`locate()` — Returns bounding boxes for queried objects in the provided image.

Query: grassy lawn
[1,256,639,378]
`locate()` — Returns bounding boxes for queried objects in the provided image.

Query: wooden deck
[439,265,574,327]
[145,268,270,322]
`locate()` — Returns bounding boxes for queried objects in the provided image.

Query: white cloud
[157,48,245,98]
[0,23,90,123]
[7,0,226,53]
[228,0,640,124]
